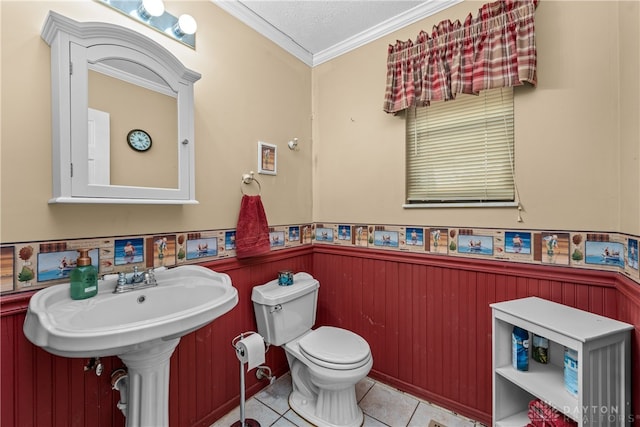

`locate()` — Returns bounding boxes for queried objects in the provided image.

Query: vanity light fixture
[96,0,197,49]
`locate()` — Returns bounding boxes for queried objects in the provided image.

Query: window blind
[406,88,515,204]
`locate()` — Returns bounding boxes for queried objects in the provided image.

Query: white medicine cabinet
[491,297,632,427]
[41,11,201,204]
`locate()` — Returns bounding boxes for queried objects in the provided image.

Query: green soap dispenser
[70,249,98,300]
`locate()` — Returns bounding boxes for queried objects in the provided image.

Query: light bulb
[173,14,197,37]
[137,0,165,20]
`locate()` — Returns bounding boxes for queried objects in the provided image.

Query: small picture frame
[258,141,277,175]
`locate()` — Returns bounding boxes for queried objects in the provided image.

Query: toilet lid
[298,326,370,369]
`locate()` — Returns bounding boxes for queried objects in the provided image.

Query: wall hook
[287,138,299,151]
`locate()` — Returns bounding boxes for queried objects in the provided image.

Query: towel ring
[241,171,261,195]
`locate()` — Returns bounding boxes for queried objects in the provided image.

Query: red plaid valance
[383,0,538,114]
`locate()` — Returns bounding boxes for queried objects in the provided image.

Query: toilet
[252,272,373,427]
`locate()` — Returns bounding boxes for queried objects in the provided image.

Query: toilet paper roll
[235,333,265,371]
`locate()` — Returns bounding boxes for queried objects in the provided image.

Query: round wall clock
[127,129,152,152]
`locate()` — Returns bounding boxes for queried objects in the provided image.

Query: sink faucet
[114,267,157,293]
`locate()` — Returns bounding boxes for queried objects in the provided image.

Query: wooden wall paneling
[0,248,312,427]
[537,278,551,300]
[341,254,353,328]
[194,324,213,422]
[180,333,198,426]
[575,281,590,311]
[562,282,578,309]
[359,258,375,368]
[1,313,16,426]
[588,284,604,315]
[415,263,427,390]
[384,260,399,380]
[350,256,364,341]
[169,354,180,426]
[371,260,386,375]
[34,335,52,426]
[15,312,36,427]
[321,254,339,327]
[603,285,619,319]
[2,246,637,427]
[376,260,390,375]
[93,356,116,426]
[72,358,90,426]
[442,266,458,401]
[311,246,640,426]
[550,279,564,303]
[341,254,354,331]
[69,356,87,427]
[396,263,413,386]
[493,272,508,304]
[52,357,70,426]
[415,264,428,393]
[459,268,477,410]
[208,314,229,411]
[430,265,445,396]
[514,275,527,300]
[526,275,539,296]
[474,271,493,417]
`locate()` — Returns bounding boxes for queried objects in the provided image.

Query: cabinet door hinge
[69,61,73,75]
[70,163,73,177]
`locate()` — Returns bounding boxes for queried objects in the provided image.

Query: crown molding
[212,0,462,68]
[312,0,462,66]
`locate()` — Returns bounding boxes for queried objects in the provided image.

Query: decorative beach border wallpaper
[1,223,638,294]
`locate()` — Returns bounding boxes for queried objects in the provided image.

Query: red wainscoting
[0,246,311,427]
[1,244,639,427]
[312,246,640,426]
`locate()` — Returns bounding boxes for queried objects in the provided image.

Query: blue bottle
[512,326,529,371]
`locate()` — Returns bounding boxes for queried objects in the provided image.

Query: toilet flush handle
[270,304,282,314]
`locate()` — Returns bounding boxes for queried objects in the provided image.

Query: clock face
[127,129,152,152]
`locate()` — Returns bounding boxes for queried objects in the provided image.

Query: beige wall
[0,1,313,243]
[312,0,640,235]
[1,0,638,245]
[618,0,640,235]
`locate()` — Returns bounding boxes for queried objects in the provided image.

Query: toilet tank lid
[251,272,319,305]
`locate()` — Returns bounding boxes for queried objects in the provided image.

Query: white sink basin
[23,265,238,358]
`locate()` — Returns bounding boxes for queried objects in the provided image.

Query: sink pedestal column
[118,338,181,427]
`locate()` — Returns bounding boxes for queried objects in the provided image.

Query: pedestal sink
[23,265,238,427]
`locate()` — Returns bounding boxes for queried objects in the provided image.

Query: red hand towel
[235,195,271,259]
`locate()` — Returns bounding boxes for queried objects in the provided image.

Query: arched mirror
[41,11,201,204]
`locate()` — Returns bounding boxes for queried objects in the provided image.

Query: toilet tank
[251,272,319,346]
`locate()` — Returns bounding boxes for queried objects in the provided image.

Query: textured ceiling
[214,0,462,66]
[239,1,426,54]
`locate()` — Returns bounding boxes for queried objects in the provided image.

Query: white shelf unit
[491,297,633,427]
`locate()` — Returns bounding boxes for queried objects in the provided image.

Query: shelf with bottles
[491,297,632,427]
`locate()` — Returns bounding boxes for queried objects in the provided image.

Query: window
[405,88,516,207]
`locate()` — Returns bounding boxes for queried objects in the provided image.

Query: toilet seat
[298,326,371,370]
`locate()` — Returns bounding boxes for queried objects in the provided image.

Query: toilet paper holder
[231,331,270,356]
[231,331,269,427]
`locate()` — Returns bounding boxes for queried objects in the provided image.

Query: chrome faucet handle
[117,272,127,286]
[144,269,157,285]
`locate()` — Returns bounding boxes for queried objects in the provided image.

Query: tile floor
[212,373,486,427]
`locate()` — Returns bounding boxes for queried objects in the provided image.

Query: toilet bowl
[252,273,373,427]
[285,327,373,427]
